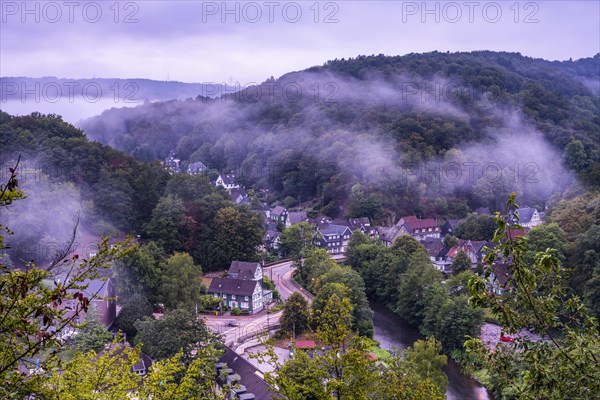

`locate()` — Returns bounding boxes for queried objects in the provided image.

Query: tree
[145,194,186,254]
[46,340,224,399]
[117,292,153,339]
[442,234,458,249]
[0,161,133,398]
[159,252,203,309]
[134,306,222,362]
[466,195,600,399]
[210,206,263,270]
[451,250,472,275]
[279,292,310,337]
[72,305,112,353]
[302,247,337,289]
[279,221,314,262]
[455,213,497,241]
[563,139,588,172]
[404,337,448,393]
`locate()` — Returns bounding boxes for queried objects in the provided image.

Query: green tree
[0,160,133,398]
[451,250,472,275]
[302,247,337,289]
[563,139,588,172]
[466,195,600,399]
[279,292,310,337]
[210,206,263,269]
[72,305,112,353]
[145,194,186,254]
[158,252,203,309]
[280,221,315,262]
[455,213,497,241]
[443,234,459,249]
[117,292,154,339]
[134,306,222,362]
[404,337,448,393]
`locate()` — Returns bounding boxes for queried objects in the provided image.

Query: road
[204,260,311,348]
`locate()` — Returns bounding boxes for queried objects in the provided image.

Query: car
[500,335,515,342]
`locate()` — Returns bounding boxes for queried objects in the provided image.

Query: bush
[240,309,250,315]
[231,307,241,316]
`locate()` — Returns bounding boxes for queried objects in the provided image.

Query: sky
[0,1,599,84]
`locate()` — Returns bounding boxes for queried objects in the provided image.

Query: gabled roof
[230,187,248,203]
[271,206,287,216]
[208,277,259,296]
[475,207,491,215]
[219,174,237,185]
[228,261,261,280]
[515,207,537,223]
[348,217,371,231]
[507,227,530,239]
[445,219,460,229]
[263,230,281,240]
[420,237,445,258]
[287,211,307,225]
[319,224,351,237]
[187,161,207,173]
[402,217,439,234]
[97,343,153,374]
[219,347,280,399]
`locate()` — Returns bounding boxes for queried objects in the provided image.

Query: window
[231,294,236,300]
[245,296,249,301]
[240,302,249,309]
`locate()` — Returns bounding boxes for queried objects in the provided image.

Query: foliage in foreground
[466,194,600,399]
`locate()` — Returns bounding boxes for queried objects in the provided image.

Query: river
[371,302,491,400]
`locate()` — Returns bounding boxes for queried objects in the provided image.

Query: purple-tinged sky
[1,1,599,83]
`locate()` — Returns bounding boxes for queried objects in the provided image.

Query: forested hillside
[0,112,264,271]
[81,51,600,222]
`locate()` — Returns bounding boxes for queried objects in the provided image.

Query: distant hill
[39,52,600,218]
[0,77,238,123]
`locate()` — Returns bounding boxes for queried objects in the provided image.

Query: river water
[371,302,491,400]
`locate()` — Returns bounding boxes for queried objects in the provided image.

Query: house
[348,217,376,236]
[164,150,180,173]
[420,237,450,272]
[230,187,250,205]
[208,277,265,314]
[216,174,240,190]
[263,230,282,251]
[285,211,308,228]
[488,262,512,295]
[216,347,281,399]
[513,207,543,228]
[227,261,263,281]
[446,241,479,266]
[97,342,153,376]
[475,207,491,215]
[441,219,460,237]
[270,206,288,225]
[187,161,208,175]
[314,224,352,254]
[58,277,116,329]
[399,216,441,241]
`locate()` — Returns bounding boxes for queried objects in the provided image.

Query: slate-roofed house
[164,151,181,173]
[58,277,116,329]
[97,342,154,376]
[348,217,377,236]
[228,261,263,281]
[270,206,288,224]
[217,347,280,399]
[488,262,512,295]
[187,161,208,175]
[475,207,491,215]
[314,224,352,254]
[420,237,450,272]
[216,174,240,189]
[208,278,265,314]
[285,211,308,228]
[441,219,460,237]
[514,207,543,228]
[230,187,250,204]
[446,241,479,266]
[263,230,282,251]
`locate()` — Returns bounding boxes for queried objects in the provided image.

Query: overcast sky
[1,1,599,84]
